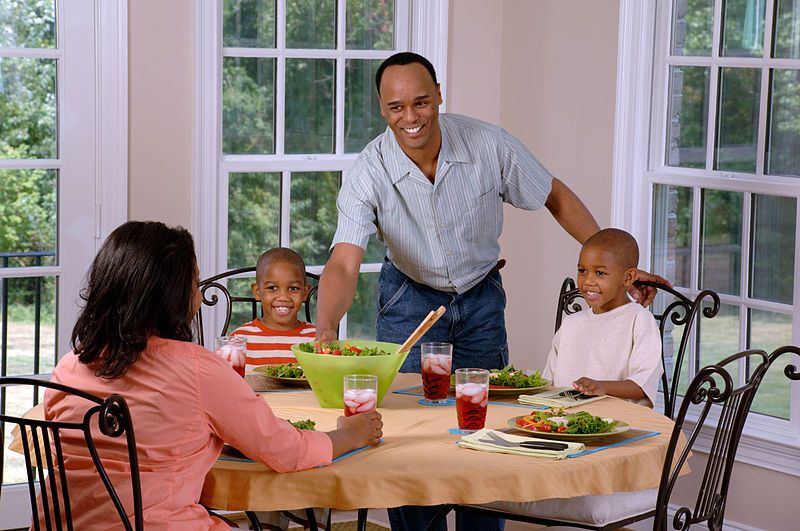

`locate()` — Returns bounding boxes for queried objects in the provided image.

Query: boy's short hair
[583,228,639,270]
[255,247,307,283]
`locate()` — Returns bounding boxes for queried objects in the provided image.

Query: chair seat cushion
[479,488,657,526]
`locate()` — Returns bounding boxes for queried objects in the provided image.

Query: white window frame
[0,0,128,526]
[194,0,449,341]
[613,0,800,475]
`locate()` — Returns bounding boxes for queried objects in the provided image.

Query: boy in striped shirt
[231,247,315,371]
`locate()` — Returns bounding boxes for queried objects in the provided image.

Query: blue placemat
[567,430,660,458]
[219,439,382,465]
[418,398,455,406]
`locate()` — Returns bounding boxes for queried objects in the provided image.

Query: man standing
[314,52,659,531]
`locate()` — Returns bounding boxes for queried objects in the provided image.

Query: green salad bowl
[291,340,407,408]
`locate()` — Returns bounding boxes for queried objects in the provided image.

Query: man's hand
[573,377,606,396]
[316,328,338,342]
[629,270,673,307]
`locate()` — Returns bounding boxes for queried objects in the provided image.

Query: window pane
[715,67,761,173]
[699,302,740,379]
[290,171,341,267]
[345,59,384,153]
[347,272,378,339]
[286,0,335,49]
[0,169,56,267]
[0,57,57,159]
[700,189,742,295]
[223,0,276,48]
[651,184,693,288]
[364,235,386,263]
[228,172,281,269]
[666,66,709,169]
[346,0,394,50]
[2,385,44,484]
[721,0,766,57]
[0,0,55,48]
[748,309,791,419]
[750,194,796,304]
[671,0,714,56]
[766,69,800,177]
[285,58,334,154]
[223,57,276,155]
[1,275,56,376]
[773,0,800,58]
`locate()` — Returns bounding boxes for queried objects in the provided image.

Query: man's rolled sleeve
[499,128,553,211]
[330,170,377,251]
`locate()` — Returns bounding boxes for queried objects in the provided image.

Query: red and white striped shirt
[230,319,316,369]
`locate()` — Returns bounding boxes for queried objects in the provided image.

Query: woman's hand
[329,411,383,458]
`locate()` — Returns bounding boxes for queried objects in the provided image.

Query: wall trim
[96,0,129,243]
[410,0,449,110]
[610,0,656,256]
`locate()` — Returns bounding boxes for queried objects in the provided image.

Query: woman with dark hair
[42,221,382,530]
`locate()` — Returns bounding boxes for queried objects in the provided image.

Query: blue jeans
[378,260,506,531]
[376,260,509,373]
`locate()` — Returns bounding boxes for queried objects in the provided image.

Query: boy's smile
[251,261,311,331]
[577,245,636,314]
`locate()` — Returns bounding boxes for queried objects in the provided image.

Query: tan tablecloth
[201,373,680,511]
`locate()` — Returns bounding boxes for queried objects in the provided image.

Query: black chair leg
[425,504,454,531]
[246,511,263,530]
[356,508,369,531]
[305,508,319,529]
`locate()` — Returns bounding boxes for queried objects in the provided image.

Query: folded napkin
[457,429,584,459]
[518,387,607,409]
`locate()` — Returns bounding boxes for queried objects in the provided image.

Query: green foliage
[0,0,55,48]
[227,172,280,269]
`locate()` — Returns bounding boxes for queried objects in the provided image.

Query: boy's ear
[623,267,638,286]
[302,283,311,300]
[251,282,261,301]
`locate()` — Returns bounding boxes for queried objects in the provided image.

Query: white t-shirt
[541,301,663,407]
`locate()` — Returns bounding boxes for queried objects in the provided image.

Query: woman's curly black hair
[71,221,197,378]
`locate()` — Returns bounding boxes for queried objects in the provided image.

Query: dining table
[200,373,682,516]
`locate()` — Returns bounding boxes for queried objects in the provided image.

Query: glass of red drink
[343,374,378,417]
[420,342,452,405]
[455,368,489,432]
[214,336,247,378]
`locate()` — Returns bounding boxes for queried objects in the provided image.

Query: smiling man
[313,51,651,531]
[316,52,605,364]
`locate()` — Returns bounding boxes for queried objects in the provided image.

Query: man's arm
[544,177,671,304]
[315,243,365,341]
[544,177,600,245]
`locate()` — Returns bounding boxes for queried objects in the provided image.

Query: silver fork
[482,431,568,451]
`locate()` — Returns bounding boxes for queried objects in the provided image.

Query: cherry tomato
[557,425,568,433]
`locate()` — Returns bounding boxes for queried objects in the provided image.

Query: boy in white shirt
[542,228,662,407]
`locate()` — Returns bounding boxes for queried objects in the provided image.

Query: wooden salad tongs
[397,305,447,354]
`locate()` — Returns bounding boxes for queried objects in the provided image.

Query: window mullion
[281,170,291,246]
[740,192,753,384]
[276,0,286,156]
[334,0,346,156]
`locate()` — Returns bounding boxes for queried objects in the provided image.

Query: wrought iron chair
[193,266,320,347]
[555,277,721,419]
[427,346,784,531]
[0,377,143,531]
